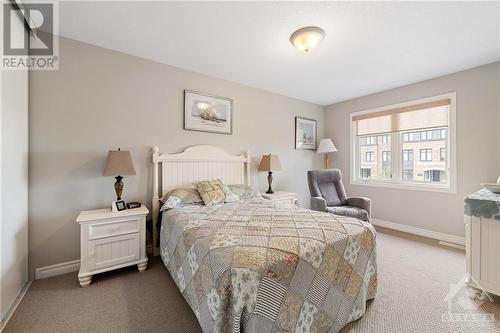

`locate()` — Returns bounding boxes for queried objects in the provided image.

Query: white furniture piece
[261,191,299,206]
[464,189,500,297]
[76,205,149,287]
[152,145,251,255]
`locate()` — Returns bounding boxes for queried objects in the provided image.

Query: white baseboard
[35,259,81,280]
[371,218,465,246]
[0,280,31,332]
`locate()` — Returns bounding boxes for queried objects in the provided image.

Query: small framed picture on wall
[295,117,317,150]
[184,90,233,135]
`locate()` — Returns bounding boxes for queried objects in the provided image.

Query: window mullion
[354,135,359,182]
[392,132,400,182]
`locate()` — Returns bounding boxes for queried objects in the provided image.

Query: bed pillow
[194,179,238,205]
[160,188,203,211]
[228,184,262,199]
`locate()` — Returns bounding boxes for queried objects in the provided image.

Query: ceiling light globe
[290,26,325,52]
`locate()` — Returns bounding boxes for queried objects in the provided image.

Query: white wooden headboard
[151,145,251,255]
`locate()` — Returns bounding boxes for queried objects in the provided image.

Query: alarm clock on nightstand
[127,201,141,209]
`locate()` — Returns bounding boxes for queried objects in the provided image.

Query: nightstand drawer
[87,233,140,271]
[89,218,140,240]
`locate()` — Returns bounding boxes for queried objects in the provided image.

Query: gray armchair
[307,169,371,222]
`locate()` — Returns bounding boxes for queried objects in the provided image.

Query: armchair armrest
[311,197,327,212]
[347,197,371,217]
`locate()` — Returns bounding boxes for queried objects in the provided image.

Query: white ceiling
[56,1,500,105]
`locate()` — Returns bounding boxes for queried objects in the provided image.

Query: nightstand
[261,191,299,206]
[76,205,149,287]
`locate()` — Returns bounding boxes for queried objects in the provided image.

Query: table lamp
[258,154,282,194]
[317,138,337,168]
[103,148,136,200]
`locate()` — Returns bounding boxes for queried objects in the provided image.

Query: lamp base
[266,171,274,194]
[324,154,330,169]
[114,175,124,200]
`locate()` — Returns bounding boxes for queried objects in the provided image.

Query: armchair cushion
[327,206,369,222]
[307,169,347,206]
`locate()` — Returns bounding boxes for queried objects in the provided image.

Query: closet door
[0,11,29,321]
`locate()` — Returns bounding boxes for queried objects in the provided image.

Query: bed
[152,145,377,333]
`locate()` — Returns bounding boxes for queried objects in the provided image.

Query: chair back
[307,169,348,207]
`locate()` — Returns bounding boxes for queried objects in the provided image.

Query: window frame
[350,92,457,193]
[420,148,432,161]
[361,136,377,146]
[360,168,371,179]
[402,149,413,162]
[440,148,446,161]
[382,134,390,144]
[382,151,391,162]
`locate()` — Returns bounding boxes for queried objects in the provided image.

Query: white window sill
[351,180,456,194]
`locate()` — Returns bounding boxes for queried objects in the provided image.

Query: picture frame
[112,200,127,213]
[184,90,233,135]
[295,116,317,150]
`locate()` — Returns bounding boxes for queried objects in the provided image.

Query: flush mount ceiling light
[290,26,325,52]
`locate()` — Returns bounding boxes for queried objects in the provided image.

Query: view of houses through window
[358,128,447,183]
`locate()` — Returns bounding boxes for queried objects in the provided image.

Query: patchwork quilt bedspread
[160,198,377,333]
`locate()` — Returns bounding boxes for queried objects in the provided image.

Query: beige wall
[28,37,324,275]
[325,62,500,238]
[0,14,29,320]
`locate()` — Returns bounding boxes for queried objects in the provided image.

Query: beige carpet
[4,229,500,333]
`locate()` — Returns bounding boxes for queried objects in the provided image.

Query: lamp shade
[258,154,282,172]
[317,139,337,154]
[103,149,136,176]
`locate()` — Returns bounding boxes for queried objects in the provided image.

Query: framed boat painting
[184,90,233,135]
[295,116,317,150]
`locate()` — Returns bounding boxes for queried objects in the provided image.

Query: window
[382,135,391,144]
[361,136,377,145]
[402,170,414,181]
[402,149,414,181]
[403,149,413,161]
[360,168,371,179]
[424,170,445,183]
[351,93,455,192]
[402,129,447,142]
[420,149,432,161]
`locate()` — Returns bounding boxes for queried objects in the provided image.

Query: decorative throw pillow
[194,180,225,205]
[228,184,262,199]
[194,179,238,205]
[159,188,203,211]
